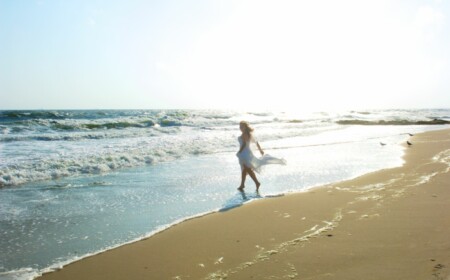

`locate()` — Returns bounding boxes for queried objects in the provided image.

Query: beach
[3,0,450,278]
[36,128,450,279]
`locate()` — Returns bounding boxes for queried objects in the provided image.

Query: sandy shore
[38,129,450,280]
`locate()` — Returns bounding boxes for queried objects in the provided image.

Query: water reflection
[219,190,262,212]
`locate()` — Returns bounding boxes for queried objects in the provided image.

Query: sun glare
[168,0,445,111]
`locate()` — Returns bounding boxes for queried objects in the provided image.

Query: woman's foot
[237,185,245,191]
[256,182,261,191]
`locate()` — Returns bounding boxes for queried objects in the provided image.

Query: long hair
[240,121,254,138]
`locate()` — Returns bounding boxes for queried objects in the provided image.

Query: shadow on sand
[219,189,262,212]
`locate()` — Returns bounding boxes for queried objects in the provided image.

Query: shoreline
[37,128,450,280]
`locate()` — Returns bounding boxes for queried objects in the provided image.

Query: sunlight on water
[0,109,449,279]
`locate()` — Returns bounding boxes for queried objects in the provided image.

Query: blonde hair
[240,121,254,136]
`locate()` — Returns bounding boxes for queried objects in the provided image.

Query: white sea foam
[2,109,449,187]
[0,267,40,280]
[2,209,221,280]
[433,149,450,165]
[0,109,449,279]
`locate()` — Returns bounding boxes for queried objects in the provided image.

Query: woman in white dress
[236,121,286,191]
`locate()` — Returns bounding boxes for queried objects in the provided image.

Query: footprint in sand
[431,261,446,279]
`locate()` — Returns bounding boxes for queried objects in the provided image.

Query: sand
[38,128,450,280]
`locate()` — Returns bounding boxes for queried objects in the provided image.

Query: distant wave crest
[336,118,450,126]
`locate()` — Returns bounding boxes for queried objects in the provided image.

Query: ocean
[1,109,449,279]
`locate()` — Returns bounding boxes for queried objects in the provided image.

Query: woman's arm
[256,141,264,156]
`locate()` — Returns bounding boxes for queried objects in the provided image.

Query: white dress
[237,135,286,173]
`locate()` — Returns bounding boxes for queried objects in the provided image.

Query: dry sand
[38,128,450,280]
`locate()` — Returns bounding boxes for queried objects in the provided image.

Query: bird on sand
[408,133,414,136]
[407,141,413,146]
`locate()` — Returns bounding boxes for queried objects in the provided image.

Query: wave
[0,133,113,142]
[0,110,67,121]
[336,118,450,126]
[0,110,234,139]
[0,153,159,187]
[3,109,449,137]
[6,118,179,129]
[2,109,449,186]
[0,119,184,141]
[287,119,303,123]
[0,133,221,187]
[0,110,160,122]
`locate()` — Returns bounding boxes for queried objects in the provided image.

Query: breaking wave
[1,108,449,187]
[336,118,450,126]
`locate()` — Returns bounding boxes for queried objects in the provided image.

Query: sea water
[0,109,449,279]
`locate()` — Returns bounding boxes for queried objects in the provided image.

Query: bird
[408,133,414,136]
[380,142,386,146]
[407,141,412,146]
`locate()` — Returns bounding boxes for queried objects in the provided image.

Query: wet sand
[38,128,450,280]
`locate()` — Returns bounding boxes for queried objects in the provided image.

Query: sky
[1,0,449,111]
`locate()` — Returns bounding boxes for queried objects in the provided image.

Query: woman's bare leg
[238,168,247,190]
[246,168,261,190]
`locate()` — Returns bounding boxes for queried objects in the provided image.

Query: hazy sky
[1,0,449,111]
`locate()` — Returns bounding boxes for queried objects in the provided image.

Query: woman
[236,121,286,191]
